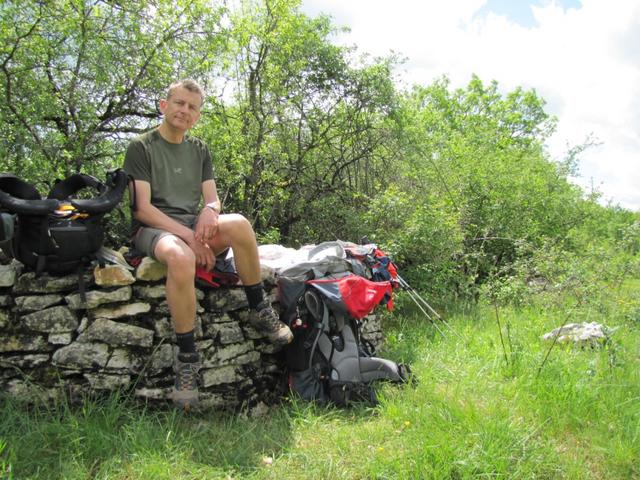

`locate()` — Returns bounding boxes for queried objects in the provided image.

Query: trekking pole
[394,276,448,337]
[403,286,447,338]
[397,275,443,320]
[397,275,462,340]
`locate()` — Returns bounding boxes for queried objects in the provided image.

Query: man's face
[159,86,202,132]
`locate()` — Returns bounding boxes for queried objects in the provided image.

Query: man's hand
[194,207,219,244]
[187,234,215,270]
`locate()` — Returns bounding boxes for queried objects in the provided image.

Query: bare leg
[208,213,261,285]
[207,214,292,346]
[154,235,197,333]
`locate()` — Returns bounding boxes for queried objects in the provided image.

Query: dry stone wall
[0,258,383,411]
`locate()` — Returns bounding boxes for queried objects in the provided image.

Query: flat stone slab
[0,264,17,287]
[66,286,132,310]
[204,288,248,312]
[84,373,132,390]
[201,365,241,387]
[22,306,78,333]
[0,354,50,369]
[91,302,151,320]
[0,334,49,353]
[77,318,154,348]
[93,265,135,286]
[15,272,93,294]
[106,348,145,373]
[52,342,110,370]
[15,294,64,312]
[135,257,167,281]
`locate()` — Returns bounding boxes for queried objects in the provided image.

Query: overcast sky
[300,0,640,211]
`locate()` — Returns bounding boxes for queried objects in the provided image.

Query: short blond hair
[166,79,205,106]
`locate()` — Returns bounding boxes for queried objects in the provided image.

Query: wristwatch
[205,202,221,214]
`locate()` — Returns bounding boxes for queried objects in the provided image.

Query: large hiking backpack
[0,169,128,275]
[277,241,411,406]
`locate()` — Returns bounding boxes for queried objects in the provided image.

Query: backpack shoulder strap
[48,173,104,201]
[71,169,127,215]
[49,169,128,215]
[0,174,58,215]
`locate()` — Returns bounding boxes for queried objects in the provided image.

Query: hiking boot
[170,352,201,412]
[249,302,293,346]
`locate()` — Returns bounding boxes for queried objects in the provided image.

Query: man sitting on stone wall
[123,79,293,411]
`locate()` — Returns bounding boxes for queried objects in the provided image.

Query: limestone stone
[201,311,233,324]
[204,288,248,312]
[149,344,174,374]
[195,315,203,339]
[134,284,202,301]
[195,339,214,352]
[202,341,254,366]
[0,309,8,329]
[15,294,63,312]
[361,315,382,336]
[134,387,170,400]
[84,373,131,390]
[248,401,270,418]
[93,265,135,286]
[207,321,245,344]
[52,342,109,369]
[541,322,613,346]
[156,299,204,316]
[0,354,50,369]
[15,271,93,294]
[154,301,169,316]
[241,320,263,340]
[263,364,283,374]
[107,348,144,373]
[198,392,229,409]
[77,318,153,347]
[201,365,241,387]
[134,284,166,300]
[0,369,18,380]
[233,351,261,365]
[92,302,151,319]
[5,379,61,402]
[153,318,174,340]
[65,286,132,310]
[256,343,285,354]
[77,317,89,334]
[0,263,17,287]
[136,257,167,281]
[0,295,12,307]
[9,259,24,274]
[0,334,49,353]
[260,264,277,286]
[22,306,78,333]
[48,332,73,345]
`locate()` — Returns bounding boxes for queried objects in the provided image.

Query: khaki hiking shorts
[133,213,197,260]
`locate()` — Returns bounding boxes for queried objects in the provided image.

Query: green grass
[2,289,639,479]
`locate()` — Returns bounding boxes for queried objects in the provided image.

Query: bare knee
[221,213,255,238]
[161,246,196,283]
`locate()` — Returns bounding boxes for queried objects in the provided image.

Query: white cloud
[302,0,640,211]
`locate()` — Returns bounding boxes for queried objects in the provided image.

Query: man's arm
[194,179,221,243]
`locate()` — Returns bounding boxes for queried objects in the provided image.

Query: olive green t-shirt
[123,128,214,230]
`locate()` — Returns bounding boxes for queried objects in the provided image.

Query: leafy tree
[196,0,400,243]
[365,76,594,296]
[0,0,226,180]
